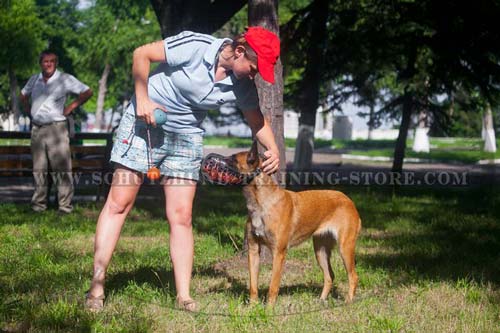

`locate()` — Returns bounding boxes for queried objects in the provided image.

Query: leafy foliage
[35,0,81,73]
[280,0,500,171]
[282,0,500,126]
[72,0,161,113]
[0,0,45,117]
[0,74,10,114]
[0,0,44,73]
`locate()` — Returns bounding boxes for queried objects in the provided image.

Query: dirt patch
[213,254,316,287]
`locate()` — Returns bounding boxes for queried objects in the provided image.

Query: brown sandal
[175,297,198,313]
[85,292,105,312]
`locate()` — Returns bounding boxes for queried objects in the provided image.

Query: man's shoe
[57,209,72,216]
[31,206,46,213]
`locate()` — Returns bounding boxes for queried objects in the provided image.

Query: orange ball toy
[147,166,161,181]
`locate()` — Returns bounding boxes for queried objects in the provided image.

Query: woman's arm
[243,109,280,175]
[132,40,167,125]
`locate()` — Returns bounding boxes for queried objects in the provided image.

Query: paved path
[1,147,498,203]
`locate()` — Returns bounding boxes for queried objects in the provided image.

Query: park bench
[0,131,113,201]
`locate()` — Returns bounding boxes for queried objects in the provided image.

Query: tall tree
[482,103,497,152]
[282,0,500,172]
[373,0,500,171]
[248,0,286,181]
[0,0,44,129]
[76,0,160,130]
[288,0,328,171]
[244,0,285,261]
[412,110,430,152]
[36,0,81,72]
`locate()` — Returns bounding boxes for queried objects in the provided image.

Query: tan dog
[205,142,362,305]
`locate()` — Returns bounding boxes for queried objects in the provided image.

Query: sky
[77,0,91,10]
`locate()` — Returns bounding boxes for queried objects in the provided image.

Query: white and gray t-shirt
[21,70,89,125]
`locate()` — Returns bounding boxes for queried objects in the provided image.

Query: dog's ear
[247,140,259,167]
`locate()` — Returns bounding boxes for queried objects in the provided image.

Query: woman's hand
[261,149,280,175]
[242,109,280,175]
[136,98,166,126]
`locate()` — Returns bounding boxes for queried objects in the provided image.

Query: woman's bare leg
[163,178,197,303]
[89,167,143,297]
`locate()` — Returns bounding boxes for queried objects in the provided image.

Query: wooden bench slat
[0,146,31,154]
[71,146,107,154]
[0,160,107,172]
[72,159,105,169]
[0,132,113,201]
[0,145,108,155]
[0,159,33,169]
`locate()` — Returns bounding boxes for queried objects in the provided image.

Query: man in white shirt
[20,50,92,213]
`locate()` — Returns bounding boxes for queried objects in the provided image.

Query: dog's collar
[235,153,266,184]
[245,167,262,184]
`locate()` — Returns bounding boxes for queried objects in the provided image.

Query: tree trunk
[292,0,329,171]
[294,122,315,171]
[392,93,413,173]
[150,0,246,37]
[248,0,285,185]
[8,67,20,131]
[107,107,115,133]
[245,0,284,262]
[368,104,375,140]
[448,93,454,117]
[483,103,497,153]
[95,62,111,132]
[412,110,430,153]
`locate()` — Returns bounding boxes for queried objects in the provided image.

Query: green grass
[0,139,31,145]
[345,147,498,163]
[429,137,485,149]
[203,136,332,149]
[340,138,500,163]
[331,138,500,163]
[1,185,499,332]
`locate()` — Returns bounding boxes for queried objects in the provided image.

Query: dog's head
[200,141,262,186]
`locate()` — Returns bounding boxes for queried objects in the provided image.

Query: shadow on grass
[106,266,176,296]
[3,182,499,314]
[198,262,327,302]
[127,184,500,291]
[194,186,247,248]
[104,264,247,300]
[355,186,500,286]
[193,185,247,216]
[103,256,327,303]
